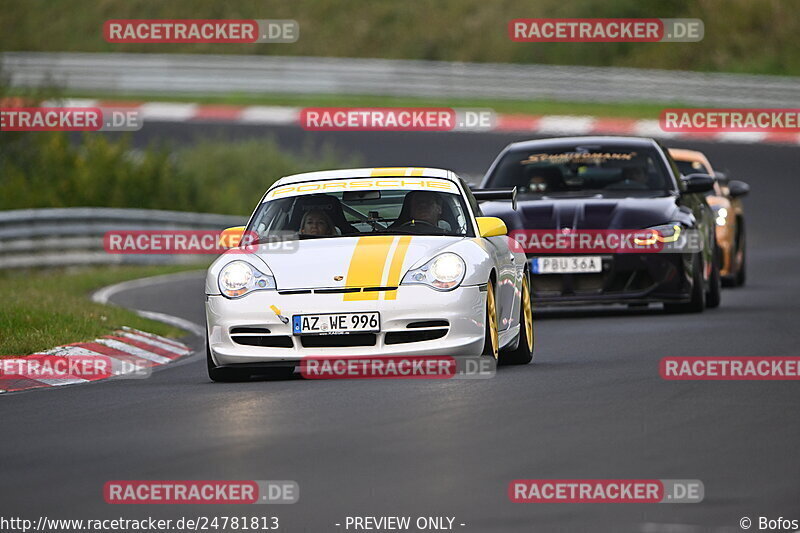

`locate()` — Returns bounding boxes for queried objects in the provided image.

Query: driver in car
[409,191,443,226]
[608,166,650,189]
[389,191,448,233]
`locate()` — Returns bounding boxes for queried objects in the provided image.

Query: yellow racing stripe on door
[343,236,395,301]
[384,236,412,300]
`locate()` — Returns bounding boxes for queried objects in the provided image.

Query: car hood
[480,193,683,231]
[248,235,462,290]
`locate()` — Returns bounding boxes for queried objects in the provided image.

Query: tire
[206,338,250,382]
[481,281,499,358]
[735,224,747,287]
[500,275,534,365]
[664,253,705,314]
[705,256,722,309]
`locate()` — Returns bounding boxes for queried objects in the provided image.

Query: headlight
[218,261,276,298]
[401,252,466,291]
[714,206,728,227]
[634,223,683,245]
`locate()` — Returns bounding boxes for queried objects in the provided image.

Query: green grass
[0,265,207,355]
[19,89,672,119]
[1,0,799,75]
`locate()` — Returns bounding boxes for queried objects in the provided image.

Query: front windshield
[674,159,710,176]
[246,178,474,241]
[486,145,674,195]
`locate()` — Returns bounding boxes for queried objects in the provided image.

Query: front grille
[232,335,294,348]
[530,266,656,297]
[230,326,271,335]
[572,273,605,292]
[314,287,361,294]
[278,287,397,295]
[530,276,563,296]
[406,320,449,329]
[385,329,447,345]
[300,333,377,347]
[607,270,654,292]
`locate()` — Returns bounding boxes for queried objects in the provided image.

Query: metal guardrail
[0,208,247,269]
[3,52,800,107]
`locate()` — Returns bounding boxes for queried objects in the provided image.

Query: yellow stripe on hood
[384,236,412,300]
[343,235,412,301]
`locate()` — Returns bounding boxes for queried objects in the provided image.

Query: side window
[666,154,681,179]
[461,180,483,218]
[656,142,682,189]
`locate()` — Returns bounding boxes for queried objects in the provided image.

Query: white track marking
[119,332,190,355]
[120,326,189,349]
[35,378,88,386]
[94,339,172,365]
[240,106,300,124]
[91,271,205,338]
[138,102,198,121]
[537,115,596,135]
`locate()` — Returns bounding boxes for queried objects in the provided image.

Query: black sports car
[478,136,721,312]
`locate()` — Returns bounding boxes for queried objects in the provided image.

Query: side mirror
[727,180,750,198]
[476,217,508,238]
[682,173,715,194]
[219,226,245,248]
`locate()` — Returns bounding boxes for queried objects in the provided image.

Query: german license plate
[292,312,380,335]
[531,256,602,274]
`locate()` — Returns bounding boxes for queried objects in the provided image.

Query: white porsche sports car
[205,167,533,381]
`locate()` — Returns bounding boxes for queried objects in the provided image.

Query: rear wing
[471,187,517,210]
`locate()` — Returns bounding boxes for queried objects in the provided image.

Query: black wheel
[500,275,534,365]
[705,256,722,309]
[734,223,747,287]
[664,254,705,314]
[206,339,250,382]
[481,281,499,358]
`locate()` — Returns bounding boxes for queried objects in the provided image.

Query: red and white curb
[42,98,800,146]
[0,327,191,394]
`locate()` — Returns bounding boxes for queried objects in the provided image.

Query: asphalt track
[4,123,800,532]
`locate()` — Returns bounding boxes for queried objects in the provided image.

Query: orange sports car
[669,148,750,286]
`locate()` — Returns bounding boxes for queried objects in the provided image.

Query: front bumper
[206,285,486,365]
[528,253,694,306]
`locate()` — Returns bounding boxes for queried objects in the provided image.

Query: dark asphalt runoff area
[4,123,800,532]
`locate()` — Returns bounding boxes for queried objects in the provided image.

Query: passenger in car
[299,209,336,236]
